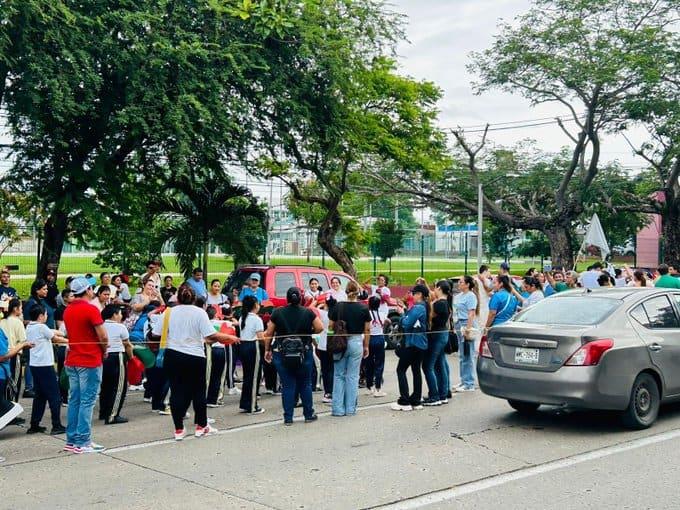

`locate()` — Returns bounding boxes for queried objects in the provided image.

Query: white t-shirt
[525,290,545,308]
[26,322,55,367]
[209,320,226,349]
[151,305,215,358]
[239,313,264,342]
[316,308,330,350]
[369,309,385,336]
[104,321,129,353]
[327,289,347,302]
[206,293,229,306]
[371,286,391,316]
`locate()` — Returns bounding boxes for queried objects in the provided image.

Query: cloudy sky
[391,0,648,169]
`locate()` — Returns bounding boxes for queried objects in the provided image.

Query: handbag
[327,302,349,355]
[155,308,171,368]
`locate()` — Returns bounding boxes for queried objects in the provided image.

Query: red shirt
[64,299,105,368]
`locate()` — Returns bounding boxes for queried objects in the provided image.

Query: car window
[630,304,650,328]
[514,297,620,325]
[641,296,680,329]
[274,272,296,297]
[301,272,330,292]
[332,274,351,292]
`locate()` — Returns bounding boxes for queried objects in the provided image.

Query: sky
[390,0,648,169]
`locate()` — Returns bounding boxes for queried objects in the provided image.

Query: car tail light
[565,339,614,366]
[479,335,493,358]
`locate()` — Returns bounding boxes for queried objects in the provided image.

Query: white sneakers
[390,402,413,412]
[174,428,186,441]
[195,424,218,438]
[373,390,387,398]
[228,387,241,395]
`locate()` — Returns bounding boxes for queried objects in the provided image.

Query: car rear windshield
[514,297,621,326]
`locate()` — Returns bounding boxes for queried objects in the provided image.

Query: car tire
[621,373,659,430]
[508,400,540,415]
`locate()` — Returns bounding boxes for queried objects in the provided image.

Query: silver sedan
[477,288,680,429]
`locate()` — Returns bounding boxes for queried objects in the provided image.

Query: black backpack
[277,310,308,370]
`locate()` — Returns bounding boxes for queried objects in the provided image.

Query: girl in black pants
[99,305,132,424]
[238,296,265,414]
[153,285,239,440]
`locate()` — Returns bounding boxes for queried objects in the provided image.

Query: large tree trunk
[317,206,357,278]
[662,193,680,264]
[544,226,574,270]
[38,209,69,279]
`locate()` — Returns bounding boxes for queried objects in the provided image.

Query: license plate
[514,347,540,364]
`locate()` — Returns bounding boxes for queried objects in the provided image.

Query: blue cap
[70,276,91,295]
[249,273,261,281]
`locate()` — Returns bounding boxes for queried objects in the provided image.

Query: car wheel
[621,373,659,430]
[508,400,540,415]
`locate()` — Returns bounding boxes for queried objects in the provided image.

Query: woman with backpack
[422,280,452,406]
[454,276,481,393]
[364,295,388,398]
[328,281,370,417]
[264,287,323,425]
[391,284,429,412]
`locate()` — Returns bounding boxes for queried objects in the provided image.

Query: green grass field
[0,252,548,296]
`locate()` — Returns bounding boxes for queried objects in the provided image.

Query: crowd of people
[1,258,679,459]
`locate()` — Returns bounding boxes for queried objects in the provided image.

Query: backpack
[277,310,308,371]
[327,302,349,355]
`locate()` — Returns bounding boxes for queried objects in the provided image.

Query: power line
[450,114,585,130]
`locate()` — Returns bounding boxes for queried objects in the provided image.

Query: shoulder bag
[327,302,349,355]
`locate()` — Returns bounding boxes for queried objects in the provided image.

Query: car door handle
[649,344,663,352]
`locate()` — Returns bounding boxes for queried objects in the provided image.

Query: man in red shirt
[63,277,108,454]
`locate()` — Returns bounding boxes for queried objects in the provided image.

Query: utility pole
[265,179,273,264]
[477,182,483,270]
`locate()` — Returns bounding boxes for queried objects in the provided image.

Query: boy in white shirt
[26,304,67,435]
[99,305,132,424]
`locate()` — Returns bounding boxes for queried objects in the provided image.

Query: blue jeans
[331,336,363,416]
[456,321,476,389]
[272,349,315,423]
[66,365,102,447]
[364,335,385,390]
[424,331,449,401]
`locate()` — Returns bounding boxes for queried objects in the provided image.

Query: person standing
[391,284,429,412]
[423,280,452,405]
[239,273,269,303]
[0,269,18,303]
[142,260,162,294]
[0,329,31,432]
[238,295,265,415]
[474,266,492,330]
[655,264,680,289]
[364,296,388,398]
[206,279,230,316]
[370,274,392,317]
[22,279,55,398]
[160,276,177,305]
[264,287,323,425]
[99,305,132,425]
[90,285,111,312]
[54,290,74,404]
[152,285,238,440]
[45,270,59,310]
[0,299,27,403]
[485,275,519,328]
[63,277,109,454]
[186,268,209,300]
[25,305,68,435]
[329,281,370,417]
[453,276,480,393]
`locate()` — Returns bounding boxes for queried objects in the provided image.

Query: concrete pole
[477,182,483,270]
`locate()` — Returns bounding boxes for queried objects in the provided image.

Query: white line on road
[368,427,680,509]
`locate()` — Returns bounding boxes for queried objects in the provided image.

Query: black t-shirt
[431,299,450,331]
[329,301,371,335]
[54,305,67,323]
[271,305,316,346]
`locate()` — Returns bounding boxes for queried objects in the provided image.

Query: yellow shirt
[0,315,26,347]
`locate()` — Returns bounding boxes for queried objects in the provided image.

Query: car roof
[552,287,672,301]
[235,265,343,272]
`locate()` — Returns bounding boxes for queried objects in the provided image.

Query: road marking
[368,427,680,509]
[104,402,395,454]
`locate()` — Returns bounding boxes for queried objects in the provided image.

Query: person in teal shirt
[486,275,520,327]
[655,264,680,289]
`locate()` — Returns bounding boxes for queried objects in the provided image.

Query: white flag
[584,213,610,260]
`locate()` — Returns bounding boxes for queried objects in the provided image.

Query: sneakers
[304,414,318,423]
[452,383,466,392]
[365,388,376,396]
[22,389,35,399]
[264,389,274,395]
[373,390,387,398]
[50,424,66,435]
[129,385,144,391]
[423,398,442,407]
[247,407,265,415]
[227,387,241,396]
[73,442,106,454]
[412,404,424,410]
[63,443,77,452]
[143,397,152,403]
[27,425,47,434]
[157,407,171,415]
[105,416,129,425]
[440,398,449,405]
[174,428,187,441]
[322,394,332,404]
[0,402,24,431]
[206,403,222,408]
[390,402,413,412]
[455,386,476,393]
[195,424,218,438]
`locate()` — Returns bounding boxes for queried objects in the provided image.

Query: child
[206,306,227,407]
[25,304,67,434]
[100,305,133,424]
[364,296,387,398]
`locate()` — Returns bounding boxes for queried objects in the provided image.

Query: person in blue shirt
[486,275,519,329]
[391,284,429,412]
[0,328,31,433]
[185,268,208,300]
[239,273,269,304]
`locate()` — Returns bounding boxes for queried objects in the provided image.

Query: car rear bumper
[477,358,629,410]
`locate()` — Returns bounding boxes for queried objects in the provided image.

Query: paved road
[2,354,680,509]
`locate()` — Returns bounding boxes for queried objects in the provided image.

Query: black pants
[147,366,169,411]
[30,365,63,428]
[317,349,334,395]
[99,352,128,421]
[396,347,425,406]
[207,346,226,405]
[262,352,278,391]
[9,357,22,402]
[55,346,68,403]
[226,344,236,389]
[164,349,207,430]
[239,342,261,412]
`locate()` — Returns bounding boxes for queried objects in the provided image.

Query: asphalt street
[2,353,680,510]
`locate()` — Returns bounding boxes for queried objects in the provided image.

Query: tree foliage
[372,219,405,262]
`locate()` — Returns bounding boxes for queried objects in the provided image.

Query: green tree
[515,232,551,260]
[372,219,405,267]
[484,221,516,262]
[253,1,449,277]
[156,173,267,280]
